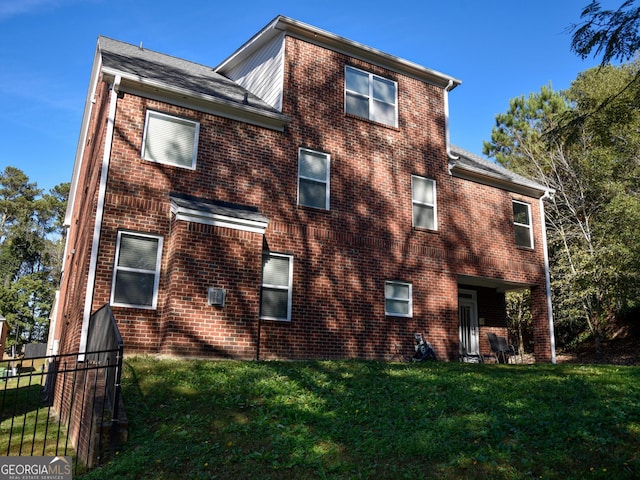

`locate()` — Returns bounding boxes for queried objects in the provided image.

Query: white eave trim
[101,69,290,132]
[65,46,103,227]
[448,162,552,199]
[170,203,269,235]
[217,15,462,90]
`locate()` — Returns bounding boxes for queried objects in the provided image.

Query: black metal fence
[0,304,124,471]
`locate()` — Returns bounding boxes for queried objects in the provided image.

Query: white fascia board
[448,163,551,199]
[101,69,290,132]
[218,15,462,90]
[65,46,103,227]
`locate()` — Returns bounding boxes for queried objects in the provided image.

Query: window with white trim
[298,148,330,210]
[345,66,397,127]
[513,200,533,248]
[412,175,437,230]
[111,231,163,309]
[385,281,413,317]
[260,252,293,321]
[141,110,199,169]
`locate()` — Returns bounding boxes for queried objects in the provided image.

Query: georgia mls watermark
[0,456,72,480]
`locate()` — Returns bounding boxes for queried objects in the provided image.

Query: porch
[457,274,555,364]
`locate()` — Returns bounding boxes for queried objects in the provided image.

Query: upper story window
[111,231,163,309]
[385,281,413,317]
[345,66,397,127]
[412,175,437,230]
[298,148,330,210]
[513,200,533,248]
[141,110,199,169]
[260,252,294,321]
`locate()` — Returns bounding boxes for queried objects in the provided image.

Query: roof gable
[98,36,289,131]
[216,15,461,91]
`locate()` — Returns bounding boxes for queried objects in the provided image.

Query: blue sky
[0,0,611,192]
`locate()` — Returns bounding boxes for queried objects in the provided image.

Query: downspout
[539,190,556,363]
[444,80,459,161]
[79,74,121,355]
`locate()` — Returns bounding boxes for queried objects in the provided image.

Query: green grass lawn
[0,367,73,458]
[79,357,640,480]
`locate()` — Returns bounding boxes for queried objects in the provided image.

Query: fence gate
[0,304,125,472]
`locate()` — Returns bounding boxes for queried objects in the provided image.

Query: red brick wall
[58,34,552,362]
[56,78,112,356]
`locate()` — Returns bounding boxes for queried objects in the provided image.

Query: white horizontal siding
[224,33,285,111]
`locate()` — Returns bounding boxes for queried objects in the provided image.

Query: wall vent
[208,287,226,306]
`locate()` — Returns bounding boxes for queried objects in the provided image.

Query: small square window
[345,66,397,127]
[111,231,163,309]
[298,148,330,210]
[141,110,199,169]
[412,176,437,230]
[385,281,412,317]
[513,200,533,248]
[261,252,293,321]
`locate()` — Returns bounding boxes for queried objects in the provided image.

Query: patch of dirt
[556,335,640,366]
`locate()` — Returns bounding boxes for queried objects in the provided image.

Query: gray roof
[450,145,551,197]
[98,36,283,117]
[169,193,269,225]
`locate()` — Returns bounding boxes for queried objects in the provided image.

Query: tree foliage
[506,290,533,354]
[0,167,68,350]
[570,0,640,65]
[485,62,640,353]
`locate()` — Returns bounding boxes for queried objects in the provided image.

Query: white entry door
[459,290,479,359]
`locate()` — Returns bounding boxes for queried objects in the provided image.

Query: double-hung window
[513,200,533,248]
[298,148,330,210]
[412,175,437,230]
[345,66,397,127]
[111,231,163,309]
[260,252,293,321]
[385,281,413,317]
[141,110,199,169]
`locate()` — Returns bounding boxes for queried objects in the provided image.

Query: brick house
[51,15,555,363]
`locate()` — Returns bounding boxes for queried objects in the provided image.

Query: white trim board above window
[385,280,413,317]
[141,110,199,169]
[412,175,437,230]
[111,231,163,309]
[513,200,534,248]
[297,148,330,210]
[169,194,269,235]
[345,66,397,127]
[260,252,293,321]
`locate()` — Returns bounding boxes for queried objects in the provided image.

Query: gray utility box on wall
[208,287,226,306]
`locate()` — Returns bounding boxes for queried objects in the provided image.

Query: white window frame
[141,110,200,169]
[513,200,534,248]
[297,148,330,210]
[345,66,398,127]
[260,252,294,321]
[411,175,438,230]
[385,281,413,318]
[110,231,163,309]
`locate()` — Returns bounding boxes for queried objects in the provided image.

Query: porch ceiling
[457,274,531,293]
